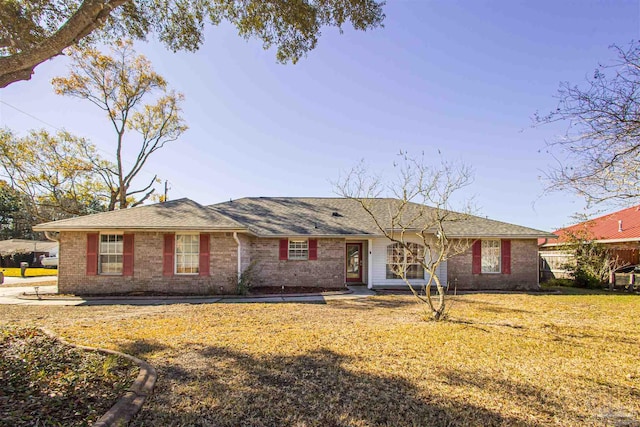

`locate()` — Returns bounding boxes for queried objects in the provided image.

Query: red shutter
[163,234,175,276]
[86,233,99,276]
[199,233,210,276]
[472,240,482,274]
[501,239,511,274]
[279,239,288,260]
[308,239,318,260]
[123,234,134,276]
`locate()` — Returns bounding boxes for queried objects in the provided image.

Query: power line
[0,99,161,181]
[0,100,64,132]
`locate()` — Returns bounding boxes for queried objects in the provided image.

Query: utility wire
[0,99,160,181]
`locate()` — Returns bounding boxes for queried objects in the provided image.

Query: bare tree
[0,0,385,88]
[52,40,187,210]
[537,41,640,207]
[336,152,475,321]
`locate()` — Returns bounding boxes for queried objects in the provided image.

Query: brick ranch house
[33,197,554,295]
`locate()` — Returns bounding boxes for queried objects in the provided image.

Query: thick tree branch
[0,0,129,88]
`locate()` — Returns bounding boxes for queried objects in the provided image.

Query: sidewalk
[1,275,58,285]
[0,283,375,306]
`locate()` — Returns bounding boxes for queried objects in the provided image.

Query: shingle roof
[545,204,640,245]
[208,197,554,238]
[33,196,553,238]
[0,239,58,255]
[33,198,246,232]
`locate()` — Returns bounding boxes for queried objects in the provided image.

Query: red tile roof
[543,205,640,245]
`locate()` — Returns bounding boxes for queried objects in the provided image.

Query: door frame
[345,242,363,283]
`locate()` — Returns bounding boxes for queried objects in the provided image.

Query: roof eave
[447,233,557,239]
[33,225,252,234]
[542,236,640,247]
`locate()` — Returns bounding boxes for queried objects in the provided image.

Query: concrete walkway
[0,281,376,306]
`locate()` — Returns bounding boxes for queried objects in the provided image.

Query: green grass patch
[0,327,137,426]
[1,268,57,277]
[0,293,638,426]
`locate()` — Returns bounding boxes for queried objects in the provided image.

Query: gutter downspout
[367,238,373,289]
[537,238,549,289]
[233,232,242,278]
[44,231,60,242]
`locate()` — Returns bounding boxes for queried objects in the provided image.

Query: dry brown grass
[0,292,638,426]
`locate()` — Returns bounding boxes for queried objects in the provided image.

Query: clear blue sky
[1,1,639,231]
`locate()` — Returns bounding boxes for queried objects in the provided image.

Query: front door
[346,243,363,283]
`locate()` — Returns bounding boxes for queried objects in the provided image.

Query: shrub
[230,261,258,295]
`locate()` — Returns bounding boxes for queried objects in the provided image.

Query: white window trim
[99,233,124,276]
[288,239,309,261]
[175,233,200,275]
[385,242,425,280]
[481,239,501,274]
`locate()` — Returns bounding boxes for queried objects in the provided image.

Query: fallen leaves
[0,327,137,427]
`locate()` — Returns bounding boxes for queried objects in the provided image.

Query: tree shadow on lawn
[452,297,534,315]
[439,368,589,424]
[131,345,534,427]
[117,338,168,358]
[329,296,422,311]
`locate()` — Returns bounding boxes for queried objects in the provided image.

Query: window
[386,242,424,279]
[176,234,199,274]
[99,234,123,274]
[481,239,501,273]
[288,239,308,260]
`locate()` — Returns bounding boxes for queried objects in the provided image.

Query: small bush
[230,261,258,295]
[543,278,575,287]
[573,267,605,288]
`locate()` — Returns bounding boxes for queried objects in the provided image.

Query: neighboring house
[539,205,640,280]
[33,197,553,295]
[0,239,59,267]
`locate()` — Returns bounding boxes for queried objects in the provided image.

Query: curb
[18,289,353,301]
[40,328,156,427]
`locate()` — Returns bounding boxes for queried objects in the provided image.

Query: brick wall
[58,231,237,295]
[447,239,539,290]
[238,233,252,273]
[249,238,345,289]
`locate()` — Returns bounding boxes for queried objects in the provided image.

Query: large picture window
[481,239,501,273]
[99,234,123,274]
[386,242,424,279]
[288,239,309,260]
[176,234,199,274]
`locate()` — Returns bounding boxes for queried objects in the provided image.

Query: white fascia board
[34,226,252,234]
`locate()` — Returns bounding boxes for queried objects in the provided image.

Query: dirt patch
[249,286,346,295]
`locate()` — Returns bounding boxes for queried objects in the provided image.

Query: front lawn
[0,292,638,426]
[1,268,58,277]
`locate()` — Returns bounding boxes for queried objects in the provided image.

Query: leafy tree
[557,229,623,288]
[538,41,640,207]
[0,0,385,88]
[336,152,474,321]
[0,128,108,225]
[0,180,30,239]
[52,40,186,210]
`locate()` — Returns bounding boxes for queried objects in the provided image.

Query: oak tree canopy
[0,0,386,88]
